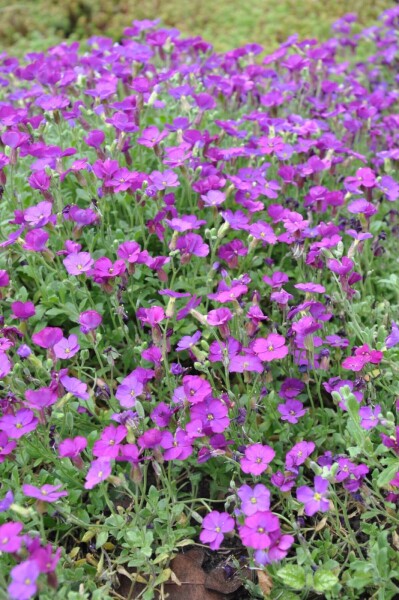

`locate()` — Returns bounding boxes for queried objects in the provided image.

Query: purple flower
[183,375,212,404]
[8,560,40,600]
[285,441,315,469]
[63,252,94,275]
[240,443,275,475]
[84,458,112,489]
[0,432,17,462]
[278,400,307,424]
[0,353,12,378]
[239,511,280,549]
[237,484,271,516]
[253,334,289,361]
[60,375,89,400]
[228,353,264,373]
[386,321,399,349]
[93,425,127,458]
[296,476,329,516]
[0,521,23,552]
[11,301,35,320]
[79,310,102,334]
[25,387,57,410]
[58,436,88,458]
[161,429,193,460]
[23,229,49,252]
[115,373,144,408]
[190,398,230,433]
[32,326,63,349]
[22,483,68,502]
[294,282,325,294]
[359,405,381,430]
[53,335,80,359]
[176,331,202,351]
[150,402,173,427]
[254,532,294,565]
[199,511,235,550]
[0,409,38,439]
[0,490,14,512]
[0,270,9,287]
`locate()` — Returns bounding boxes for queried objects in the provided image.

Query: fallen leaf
[257,570,273,598]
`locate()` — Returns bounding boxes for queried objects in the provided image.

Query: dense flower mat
[1,8,399,600]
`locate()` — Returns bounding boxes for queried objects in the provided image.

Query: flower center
[256,457,262,464]
[268,345,274,351]
[207,413,214,420]
[250,497,257,504]
[314,492,322,501]
[257,527,265,533]
[24,578,31,585]
[16,423,22,429]
[215,526,221,532]
[1,537,8,544]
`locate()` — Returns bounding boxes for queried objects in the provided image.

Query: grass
[0,0,394,55]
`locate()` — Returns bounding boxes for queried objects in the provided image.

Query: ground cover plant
[2,7,399,600]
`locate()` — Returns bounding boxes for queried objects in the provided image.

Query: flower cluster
[0,7,399,599]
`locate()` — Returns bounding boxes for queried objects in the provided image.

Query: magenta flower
[294,282,325,294]
[278,400,307,424]
[11,301,35,320]
[0,270,9,287]
[63,252,94,275]
[254,532,295,565]
[0,353,12,378]
[25,387,57,410]
[183,375,212,404]
[229,353,264,373]
[239,511,280,549]
[296,476,330,516]
[199,511,235,550]
[0,409,38,439]
[253,333,289,361]
[237,484,271,516]
[341,355,366,372]
[22,483,68,502]
[161,429,193,460]
[359,405,381,430]
[285,441,315,469]
[93,425,127,458]
[190,398,230,433]
[0,432,17,462]
[23,229,49,252]
[32,326,63,349]
[8,560,40,600]
[84,458,112,489]
[58,436,88,458]
[53,335,80,359]
[117,241,141,264]
[0,521,23,552]
[79,310,102,334]
[240,443,275,475]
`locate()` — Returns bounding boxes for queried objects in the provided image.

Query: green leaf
[313,569,338,592]
[96,531,109,549]
[377,462,399,487]
[277,565,306,590]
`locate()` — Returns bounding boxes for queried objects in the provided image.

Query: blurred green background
[0,0,395,55]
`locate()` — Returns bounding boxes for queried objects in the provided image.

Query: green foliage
[0,0,394,55]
